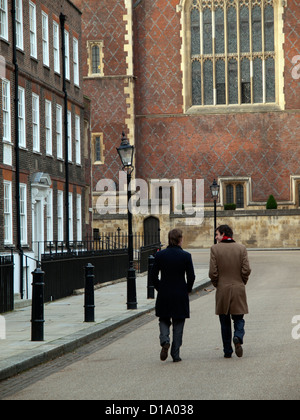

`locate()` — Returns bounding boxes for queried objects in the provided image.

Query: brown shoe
[160,343,170,361]
[233,337,243,357]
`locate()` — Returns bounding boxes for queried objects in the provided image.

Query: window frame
[29,1,37,59]
[18,86,26,148]
[3,180,13,245]
[15,0,23,50]
[68,192,73,242]
[57,190,64,242]
[87,40,104,77]
[53,21,60,74]
[0,0,8,41]
[218,176,251,209]
[181,0,285,113]
[19,183,27,245]
[64,30,70,80]
[42,11,49,67]
[73,37,79,86]
[45,99,52,155]
[91,132,104,165]
[225,182,245,208]
[67,110,72,162]
[32,92,40,152]
[46,189,53,242]
[75,114,81,165]
[56,104,63,159]
[2,79,11,143]
[76,194,82,242]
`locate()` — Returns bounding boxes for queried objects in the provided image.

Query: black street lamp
[210,179,220,244]
[117,132,137,309]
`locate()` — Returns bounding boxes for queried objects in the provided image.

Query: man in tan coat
[209,225,251,358]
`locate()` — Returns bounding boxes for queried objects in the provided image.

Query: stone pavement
[0,255,211,382]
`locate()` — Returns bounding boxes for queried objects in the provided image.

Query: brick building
[75,0,300,248]
[0,0,92,300]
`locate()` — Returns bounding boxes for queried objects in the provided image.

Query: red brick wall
[283,1,300,110]
[133,0,300,203]
[73,0,130,188]
[76,0,300,204]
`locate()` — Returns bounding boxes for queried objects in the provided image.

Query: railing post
[84,263,95,322]
[147,254,155,299]
[31,267,45,341]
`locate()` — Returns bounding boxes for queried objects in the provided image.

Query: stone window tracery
[184,0,280,109]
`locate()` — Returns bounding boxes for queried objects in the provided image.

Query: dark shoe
[224,354,232,358]
[233,337,243,357]
[173,358,182,363]
[160,342,170,361]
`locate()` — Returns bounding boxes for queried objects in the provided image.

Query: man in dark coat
[150,229,195,362]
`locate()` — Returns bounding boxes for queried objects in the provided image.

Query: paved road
[2,250,300,400]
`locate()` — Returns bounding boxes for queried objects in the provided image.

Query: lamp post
[210,179,220,244]
[116,132,137,309]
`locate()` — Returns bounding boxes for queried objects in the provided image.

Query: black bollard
[147,255,155,299]
[84,263,95,322]
[31,267,45,341]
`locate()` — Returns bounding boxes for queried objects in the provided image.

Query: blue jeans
[219,314,245,356]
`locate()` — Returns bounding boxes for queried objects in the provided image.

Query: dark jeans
[159,317,185,361]
[219,314,245,356]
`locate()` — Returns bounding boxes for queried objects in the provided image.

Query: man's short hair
[216,224,233,237]
[168,228,183,246]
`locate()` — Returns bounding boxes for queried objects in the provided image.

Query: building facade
[75,0,300,248]
[0,0,92,300]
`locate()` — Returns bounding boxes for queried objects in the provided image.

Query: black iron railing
[0,253,14,313]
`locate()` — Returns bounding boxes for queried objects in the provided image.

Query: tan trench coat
[209,241,251,315]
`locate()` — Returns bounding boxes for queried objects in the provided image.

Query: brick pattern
[73,0,130,189]
[283,0,300,109]
[76,0,300,206]
[133,0,183,115]
[74,0,128,77]
[136,112,300,202]
[133,0,300,203]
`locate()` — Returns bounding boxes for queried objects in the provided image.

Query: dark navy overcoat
[150,246,195,319]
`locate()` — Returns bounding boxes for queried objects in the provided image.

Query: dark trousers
[219,314,245,356]
[159,317,185,361]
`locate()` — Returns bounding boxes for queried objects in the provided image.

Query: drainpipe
[60,13,70,251]
[12,0,23,299]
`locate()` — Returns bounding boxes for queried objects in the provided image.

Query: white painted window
[67,110,72,161]
[56,104,63,159]
[73,37,79,86]
[64,30,70,80]
[18,86,26,148]
[32,93,40,152]
[57,190,64,242]
[20,183,27,245]
[29,2,37,58]
[76,194,82,242]
[53,21,60,73]
[2,79,11,142]
[42,12,49,66]
[0,0,8,41]
[69,192,73,242]
[15,0,23,50]
[75,114,81,165]
[4,181,12,244]
[45,99,52,155]
[46,189,53,242]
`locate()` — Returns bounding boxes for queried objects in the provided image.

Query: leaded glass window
[190,0,276,106]
[225,182,245,208]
